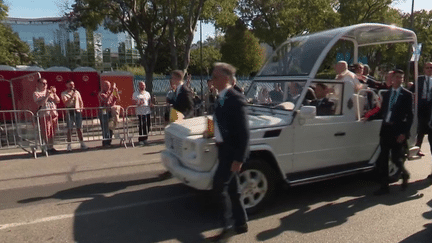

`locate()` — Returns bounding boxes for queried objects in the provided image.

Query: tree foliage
[236,0,339,48]
[68,0,237,93]
[0,3,33,66]
[188,36,224,75]
[221,21,264,76]
[402,10,432,66]
[69,0,173,93]
[336,0,400,26]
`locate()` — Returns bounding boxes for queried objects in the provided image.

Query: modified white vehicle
[161,24,419,213]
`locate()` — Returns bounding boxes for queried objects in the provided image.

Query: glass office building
[5,17,140,71]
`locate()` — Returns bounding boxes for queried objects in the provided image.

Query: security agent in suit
[210,62,249,241]
[373,69,413,195]
[170,70,194,118]
[309,83,335,116]
[410,62,432,160]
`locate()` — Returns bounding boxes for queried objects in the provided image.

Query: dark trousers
[377,125,409,188]
[99,112,112,146]
[213,143,247,228]
[138,114,151,141]
[416,116,432,151]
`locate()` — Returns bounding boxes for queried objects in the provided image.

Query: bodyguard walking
[410,62,432,161]
[374,69,413,195]
[210,62,249,241]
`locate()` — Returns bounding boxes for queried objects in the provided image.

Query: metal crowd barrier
[0,110,38,158]
[125,105,169,147]
[36,107,127,156]
[2,103,206,158]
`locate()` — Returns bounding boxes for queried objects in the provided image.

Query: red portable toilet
[42,67,72,109]
[0,65,16,111]
[11,71,42,114]
[72,67,100,109]
[100,71,135,108]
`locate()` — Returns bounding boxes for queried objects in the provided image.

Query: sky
[5,0,432,43]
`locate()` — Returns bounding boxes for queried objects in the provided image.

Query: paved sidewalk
[0,135,167,190]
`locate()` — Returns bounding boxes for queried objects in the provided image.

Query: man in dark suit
[170,70,194,118]
[410,62,432,161]
[373,69,413,195]
[310,83,335,116]
[210,62,249,241]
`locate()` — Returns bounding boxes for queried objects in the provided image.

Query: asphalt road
[0,142,432,243]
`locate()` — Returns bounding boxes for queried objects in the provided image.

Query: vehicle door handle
[334,132,346,136]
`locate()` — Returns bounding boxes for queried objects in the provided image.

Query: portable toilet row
[0,65,136,114]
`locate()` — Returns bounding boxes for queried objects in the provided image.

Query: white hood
[166,115,287,137]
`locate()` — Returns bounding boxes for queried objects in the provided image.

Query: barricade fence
[2,104,207,158]
[0,110,38,158]
[125,105,169,147]
[36,107,127,155]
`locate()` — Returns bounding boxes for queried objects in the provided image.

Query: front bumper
[161,150,216,190]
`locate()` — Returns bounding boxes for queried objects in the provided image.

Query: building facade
[4,17,140,71]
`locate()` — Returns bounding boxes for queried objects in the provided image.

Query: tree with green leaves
[189,43,222,75]
[402,10,432,65]
[68,0,237,94]
[236,0,339,49]
[0,3,33,66]
[336,0,401,26]
[221,20,264,76]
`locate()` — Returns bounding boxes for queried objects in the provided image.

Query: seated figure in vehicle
[310,83,335,116]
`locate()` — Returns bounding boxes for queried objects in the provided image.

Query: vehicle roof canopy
[258,23,417,78]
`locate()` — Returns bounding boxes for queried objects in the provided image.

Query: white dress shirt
[214,87,231,143]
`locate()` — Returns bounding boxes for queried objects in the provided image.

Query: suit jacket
[173,84,194,116]
[310,98,335,116]
[410,75,431,119]
[379,87,413,138]
[214,88,250,163]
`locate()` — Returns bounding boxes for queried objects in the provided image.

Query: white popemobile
[161,23,420,213]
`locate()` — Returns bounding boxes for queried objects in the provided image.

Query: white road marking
[0,194,193,230]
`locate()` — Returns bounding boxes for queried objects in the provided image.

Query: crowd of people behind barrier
[27,73,217,155]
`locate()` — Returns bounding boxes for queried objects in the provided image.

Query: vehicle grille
[165,132,183,157]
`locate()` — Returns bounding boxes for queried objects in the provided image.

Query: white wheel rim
[239,169,268,209]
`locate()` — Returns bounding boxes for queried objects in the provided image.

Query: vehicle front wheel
[239,158,278,214]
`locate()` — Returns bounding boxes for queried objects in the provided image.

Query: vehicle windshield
[245,80,307,110]
[259,35,334,77]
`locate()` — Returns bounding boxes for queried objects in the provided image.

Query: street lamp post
[406,0,415,84]
[200,19,203,102]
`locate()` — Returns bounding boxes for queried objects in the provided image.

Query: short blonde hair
[214,62,236,79]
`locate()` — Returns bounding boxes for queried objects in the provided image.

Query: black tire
[239,158,278,215]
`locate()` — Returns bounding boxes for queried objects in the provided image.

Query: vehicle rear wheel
[239,158,277,214]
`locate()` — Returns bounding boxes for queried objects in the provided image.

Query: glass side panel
[245,80,307,110]
[259,35,334,77]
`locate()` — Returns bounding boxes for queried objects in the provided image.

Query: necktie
[389,90,397,111]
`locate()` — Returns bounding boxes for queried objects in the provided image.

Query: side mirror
[299,106,316,119]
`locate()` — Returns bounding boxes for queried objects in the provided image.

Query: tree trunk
[182,0,205,72]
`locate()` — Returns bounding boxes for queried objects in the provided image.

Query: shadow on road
[255,178,429,242]
[63,173,431,243]
[17,177,166,203]
[399,199,432,243]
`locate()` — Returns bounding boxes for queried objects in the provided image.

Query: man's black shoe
[427,174,432,180]
[235,223,248,234]
[210,227,237,242]
[373,187,390,196]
